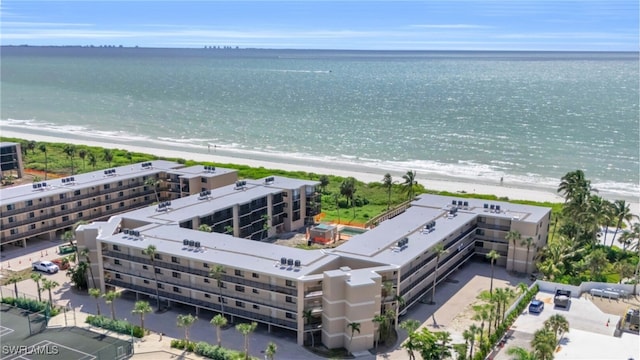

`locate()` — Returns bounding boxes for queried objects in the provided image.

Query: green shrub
[85,315,143,338]
[1,297,60,316]
[194,342,233,360]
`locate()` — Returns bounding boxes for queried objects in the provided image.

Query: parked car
[32,260,59,273]
[529,299,544,314]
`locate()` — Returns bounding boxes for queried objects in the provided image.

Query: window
[115,274,122,279]
[235,285,245,293]
[25,200,33,207]
[205,294,211,298]
[104,184,110,190]
[154,254,162,260]
[204,278,210,283]
[286,313,295,319]
[252,289,259,294]
[77,212,83,218]
[118,181,123,186]
[10,229,18,235]
[155,268,162,274]
[8,217,14,223]
[28,212,35,218]
[113,245,120,251]
[59,194,65,200]
[171,256,180,264]
[114,259,121,265]
[104,194,111,200]
[7,203,15,211]
[74,190,81,196]
[286,280,295,287]
[62,216,69,222]
[158,283,164,289]
[143,265,148,270]
[143,280,150,284]
[252,273,259,279]
[219,297,227,304]
[220,283,227,289]
[61,204,67,210]
[118,191,124,197]
[253,304,260,310]
[106,205,112,211]
[29,224,36,230]
[201,177,207,183]
[286,296,295,303]
[203,263,209,268]
[173,287,181,293]
[234,270,244,277]
[172,272,181,279]
[235,301,245,308]
[76,201,82,207]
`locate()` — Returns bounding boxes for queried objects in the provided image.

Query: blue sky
[1,1,638,50]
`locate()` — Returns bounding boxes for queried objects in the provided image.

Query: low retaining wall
[535,280,634,297]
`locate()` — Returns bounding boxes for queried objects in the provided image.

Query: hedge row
[85,315,144,338]
[1,297,61,316]
[170,339,248,360]
[474,284,540,360]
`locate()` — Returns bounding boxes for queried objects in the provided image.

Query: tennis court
[0,304,132,360]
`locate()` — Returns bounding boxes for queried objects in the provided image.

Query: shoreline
[3,128,638,213]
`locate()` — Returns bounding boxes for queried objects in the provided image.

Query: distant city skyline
[1,1,638,51]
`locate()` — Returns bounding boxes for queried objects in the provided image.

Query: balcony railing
[106,278,298,330]
[102,250,297,296]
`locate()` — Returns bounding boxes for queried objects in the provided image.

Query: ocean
[1,47,638,199]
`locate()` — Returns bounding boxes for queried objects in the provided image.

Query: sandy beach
[3,128,638,214]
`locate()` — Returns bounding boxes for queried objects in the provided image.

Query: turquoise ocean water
[1,47,638,198]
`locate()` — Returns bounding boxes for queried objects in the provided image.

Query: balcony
[106,278,298,330]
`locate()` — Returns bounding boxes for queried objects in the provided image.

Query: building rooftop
[0,160,183,206]
[169,164,237,179]
[102,223,338,279]
[246,176,320,190]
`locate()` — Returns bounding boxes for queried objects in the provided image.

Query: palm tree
[27,140,36,155]
[334,193,341,225]
[89,288,102,315]
[382,173,394,210]
[30,273,43,302]
[585,248,608,280]
[505,230,521,270]
[265,341,277,360]
[261,214,271,240]
[557,169,591,203]
[78,149,87,171]
[41,279,59,306]
[63,144,76,175]
[399,319,420,335]
[62,230,77,261]
[210,314,227,347]
[520,237,534,273]
[104,290,121,320]
[318,175,329,193]
[209,265,226,317]
[79,247,97,288]
[532,328,556,360]
[613,258,634,283]
[486,250,500,297]
[132,301,152,335]
[430,243,448,304]
[8,273,22,298]
[506,346,537,360]
[610,200,637,247]
[198,224,212,232]
[88,152,97,170]
[38,143,48,180]
[347,322,361,350]
[544,314,569,343]
[144,177,161,203]
[467,324,479,360]
[433,331,452,359]
[340,177,357,217]
[473,307,489,344]
[372,314,387,348]
[125,151,133,164]
[236,322,257,360]
[103,149,113,167]
[302,309,316,347]
[177,314,197,344]
[142,245,161,311]
[402,170,418,200]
